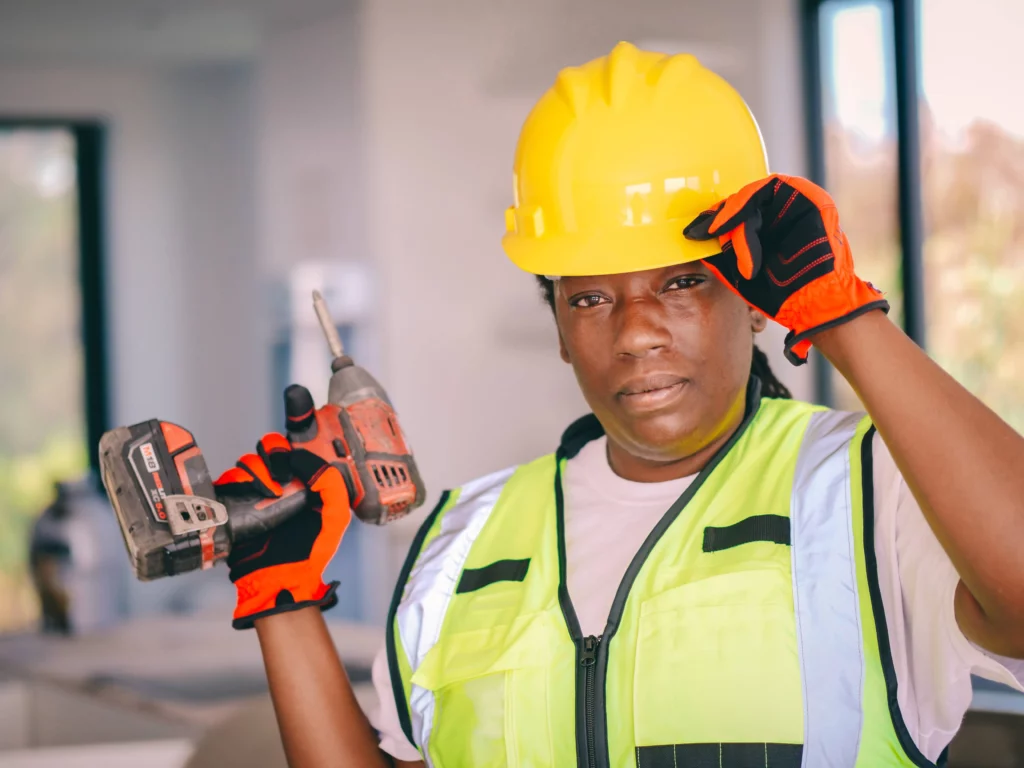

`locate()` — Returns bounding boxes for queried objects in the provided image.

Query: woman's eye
[569,294,607,309]
[665,275,704,292]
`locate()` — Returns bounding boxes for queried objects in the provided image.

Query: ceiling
[0,0,350,65]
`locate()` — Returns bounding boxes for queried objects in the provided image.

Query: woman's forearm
[255,607,391,768]
[814,310,1024,654]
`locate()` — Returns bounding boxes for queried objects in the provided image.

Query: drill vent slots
[370,460,410,489]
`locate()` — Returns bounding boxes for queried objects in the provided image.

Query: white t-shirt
[370,431,1024,763]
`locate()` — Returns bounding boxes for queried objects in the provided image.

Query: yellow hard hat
[502,41,769,277]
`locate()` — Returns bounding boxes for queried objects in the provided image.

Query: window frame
[800,0,926,404]
[0,118,109,474]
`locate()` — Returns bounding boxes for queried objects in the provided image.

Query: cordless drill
[98,291,426,581]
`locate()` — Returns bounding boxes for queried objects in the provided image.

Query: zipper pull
[580,635,599,666]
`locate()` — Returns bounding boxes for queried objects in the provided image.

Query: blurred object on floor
[29,476,126,634]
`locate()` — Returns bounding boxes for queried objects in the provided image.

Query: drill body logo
[140,442,161,473]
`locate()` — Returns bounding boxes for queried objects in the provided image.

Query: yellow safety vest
[386,381,945,767]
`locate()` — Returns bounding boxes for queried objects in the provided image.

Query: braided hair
[534,275,792,400]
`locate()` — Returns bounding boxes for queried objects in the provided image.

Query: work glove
[683,174,889,365]
[214,386,351,630]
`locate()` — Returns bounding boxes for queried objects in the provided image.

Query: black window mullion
[800,0,836,407]
[891,0,926,348]
[74,123,110,476]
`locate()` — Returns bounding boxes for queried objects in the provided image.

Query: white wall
[166,65,267,471]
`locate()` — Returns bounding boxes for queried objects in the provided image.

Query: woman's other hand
[684,174,889,365]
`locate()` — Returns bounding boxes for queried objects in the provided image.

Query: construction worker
[218,43,1024,767]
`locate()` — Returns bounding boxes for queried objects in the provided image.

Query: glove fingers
[731,213,763,280]
[235,454,283,498]
[214,465,256,491]
[308,470,351,578]
[290,449,351,509]
[310,466,351,512]
[257,433,293,484]
[289,448,352,569]
[780,175,837,213]
[702,254,760,315]
[705,176,779,237]
[682,201,725,241]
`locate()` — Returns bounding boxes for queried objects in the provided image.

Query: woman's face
[554,262,764,477]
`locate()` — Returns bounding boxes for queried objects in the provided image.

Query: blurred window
[0,128,86,632]
[919,0,1024,434]
[817,0,903,411]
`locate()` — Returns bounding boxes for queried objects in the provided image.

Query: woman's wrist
[253,602,324,637]
[807,307,893,374]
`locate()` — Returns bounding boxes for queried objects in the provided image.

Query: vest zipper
[579,635,600,768]
[555,379,764,768]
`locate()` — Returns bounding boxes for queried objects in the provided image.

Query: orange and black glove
[214,396,351,630]
[683,174,889,365]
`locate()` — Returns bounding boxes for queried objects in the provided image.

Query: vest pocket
[412,614,555,767]
[632,567,803,751]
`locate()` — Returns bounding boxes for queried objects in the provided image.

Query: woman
[218,43,1024,767]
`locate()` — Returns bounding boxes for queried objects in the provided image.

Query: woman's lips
[617,376,689,413]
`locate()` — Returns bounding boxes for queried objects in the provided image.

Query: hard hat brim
[502,221,721,278]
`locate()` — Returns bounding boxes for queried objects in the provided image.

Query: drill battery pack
[99,420,229,580]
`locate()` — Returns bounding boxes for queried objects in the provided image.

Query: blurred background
[0,0,1022,766]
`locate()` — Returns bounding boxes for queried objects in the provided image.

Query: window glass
[819,0,902,410]
[920,0,1024,432]
[0,129,86,631]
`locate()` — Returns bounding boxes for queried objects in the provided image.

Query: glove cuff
[232,564,339,629]
[775,272,888,365]
[783,299,891,365]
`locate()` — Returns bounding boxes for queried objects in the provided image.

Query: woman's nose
[613,296,672,358]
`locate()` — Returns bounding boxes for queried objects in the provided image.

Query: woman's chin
[612,415,706,464]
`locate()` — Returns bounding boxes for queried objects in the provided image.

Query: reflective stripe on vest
[388,397,939,768]
[791,410,866,766]
[395,465,516,757]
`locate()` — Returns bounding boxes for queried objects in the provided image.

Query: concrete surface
[0,739,193,768]
[0,615,382,763]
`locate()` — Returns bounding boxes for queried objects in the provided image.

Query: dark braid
[751,345,792,399]
[534,275,792,400]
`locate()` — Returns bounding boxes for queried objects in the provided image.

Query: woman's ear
[558,329,571,363]
[750,308,768,334]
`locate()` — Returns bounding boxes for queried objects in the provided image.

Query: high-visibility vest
[386,382,943,767]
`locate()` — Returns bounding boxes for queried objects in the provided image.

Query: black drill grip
[222,482,315,543]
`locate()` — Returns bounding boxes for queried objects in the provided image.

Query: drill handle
[221,481,314,543]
